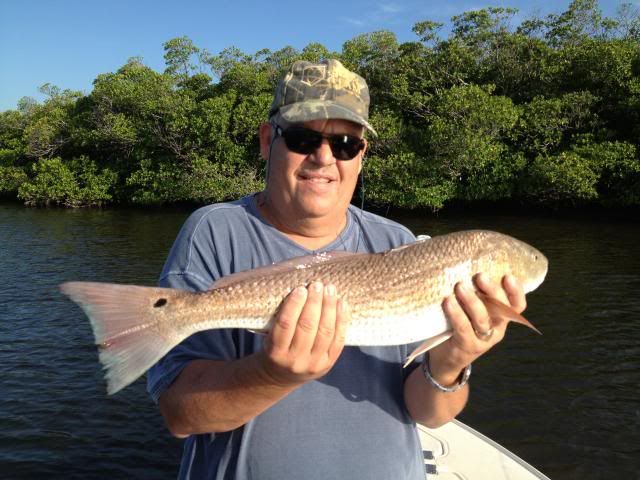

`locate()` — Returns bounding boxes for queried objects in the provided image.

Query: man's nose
[310,139,335,165]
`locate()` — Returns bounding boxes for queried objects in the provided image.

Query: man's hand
[160,281,349,435]
[404,273,527,428]
[428,273,527,386]
[258,282,349,386]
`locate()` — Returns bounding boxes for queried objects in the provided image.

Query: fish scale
[60,229,548,394]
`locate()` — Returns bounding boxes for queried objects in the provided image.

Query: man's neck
[256,192,348,251]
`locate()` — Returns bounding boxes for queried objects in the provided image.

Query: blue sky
[0,0,631,111]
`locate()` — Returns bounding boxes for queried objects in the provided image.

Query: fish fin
[59,281,186,395]
[403,331,453,368]
[211,251,366,289]
[385,236,430,256]
[402,295,541,369]
[247,329,268,336]
[478,292,542,335]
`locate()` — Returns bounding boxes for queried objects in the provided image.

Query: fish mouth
[523,265,548,293]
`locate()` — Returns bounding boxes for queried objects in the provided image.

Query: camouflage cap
[269,59,377,136]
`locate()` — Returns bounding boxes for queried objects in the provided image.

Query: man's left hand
[427,273,527,386]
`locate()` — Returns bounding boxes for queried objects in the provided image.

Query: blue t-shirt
[148,194,426,480]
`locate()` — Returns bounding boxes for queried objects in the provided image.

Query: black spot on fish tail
[154,298,167,308]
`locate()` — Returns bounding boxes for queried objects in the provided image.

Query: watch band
[422,353,471,393]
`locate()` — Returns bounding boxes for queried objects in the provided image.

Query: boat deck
[418,420,550,479]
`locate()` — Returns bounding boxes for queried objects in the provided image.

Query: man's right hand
[160,281,349,436]
[258,282,349,386]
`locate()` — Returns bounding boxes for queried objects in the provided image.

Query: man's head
[268,59,376,136]
[259,60,374,226]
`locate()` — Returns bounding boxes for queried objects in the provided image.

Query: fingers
[265,281,346,384]
[451,283,493,339]
[289,281,325,353]
[475,273,527,313]
[441,274,528,361]
[503,275,527,313]
[328,298,350,361]
[474,273,508,305]
[310,284,338,355]
[269,286,308,355]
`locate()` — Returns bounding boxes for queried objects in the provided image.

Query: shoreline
[2,197,639,222]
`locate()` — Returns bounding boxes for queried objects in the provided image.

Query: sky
[0,0,632,111]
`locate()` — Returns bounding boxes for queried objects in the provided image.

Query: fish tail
[60,281,187,394]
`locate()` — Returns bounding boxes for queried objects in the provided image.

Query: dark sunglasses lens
[282,129,321,155]
[330,136,364,160]
[282,128,364,160]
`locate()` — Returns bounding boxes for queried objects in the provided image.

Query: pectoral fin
[403,294,541,368]
[477,292,542,335]
[404,331,453,368]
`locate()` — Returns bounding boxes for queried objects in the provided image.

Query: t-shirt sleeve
[146,211,239,404]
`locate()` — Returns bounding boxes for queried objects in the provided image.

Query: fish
[60,229,548,395]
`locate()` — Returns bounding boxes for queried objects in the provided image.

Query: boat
[418,420,550,479]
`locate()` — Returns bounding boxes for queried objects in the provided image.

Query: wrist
[252,352,307,389]
[422,353,471,393]
[428,352,468,384]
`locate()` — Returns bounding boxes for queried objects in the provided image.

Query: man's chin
[297,200,341,219]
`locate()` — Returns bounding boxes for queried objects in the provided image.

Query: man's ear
[259,122,274,160]
[358,139,368,174]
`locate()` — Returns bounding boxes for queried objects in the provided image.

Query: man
[147,59,527,479]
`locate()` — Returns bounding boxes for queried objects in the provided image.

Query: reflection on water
[1,203,638,479]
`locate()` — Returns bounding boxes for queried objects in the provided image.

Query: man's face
[260,118,367,221]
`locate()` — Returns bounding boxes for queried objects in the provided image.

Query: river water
[1,202,638,479]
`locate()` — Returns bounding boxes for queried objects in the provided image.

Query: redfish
[60,230,547,394]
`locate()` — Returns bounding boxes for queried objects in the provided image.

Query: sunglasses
[273,125,366,160]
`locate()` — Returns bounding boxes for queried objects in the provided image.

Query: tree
[544,0,617,47]
[163,36,201,78]
[426,84,521,201]
[341,31,401,108]
[520,150,599,205]
[3,3,639,210]
[20,85,82,160]
[513,91,599,158]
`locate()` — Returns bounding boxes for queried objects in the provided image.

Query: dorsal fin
[210,251,366,289]
[383,236,430,256]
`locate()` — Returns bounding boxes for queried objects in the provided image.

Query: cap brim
[279,101,377,137]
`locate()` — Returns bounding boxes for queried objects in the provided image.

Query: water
[1,203,639,479]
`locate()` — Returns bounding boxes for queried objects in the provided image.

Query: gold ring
[475,327,494,339]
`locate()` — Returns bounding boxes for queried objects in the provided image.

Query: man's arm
[159,282,349,437]
[404,274,527,428]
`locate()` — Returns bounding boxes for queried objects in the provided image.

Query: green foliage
[125,156,262,205]
[544,0,616,47]
[0,166,28,196]
[365,152,456,210]
[520,151,599,205]
[184,156,263,204]
[163,36,201,78]
[573,137,640,205]
[425,84,521,201]
[2,1,639,210]
[412,21,444,46]
[0,110,28,158]
[18,157,78,206]
[513,91,599,157]
[18,156,116,207]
